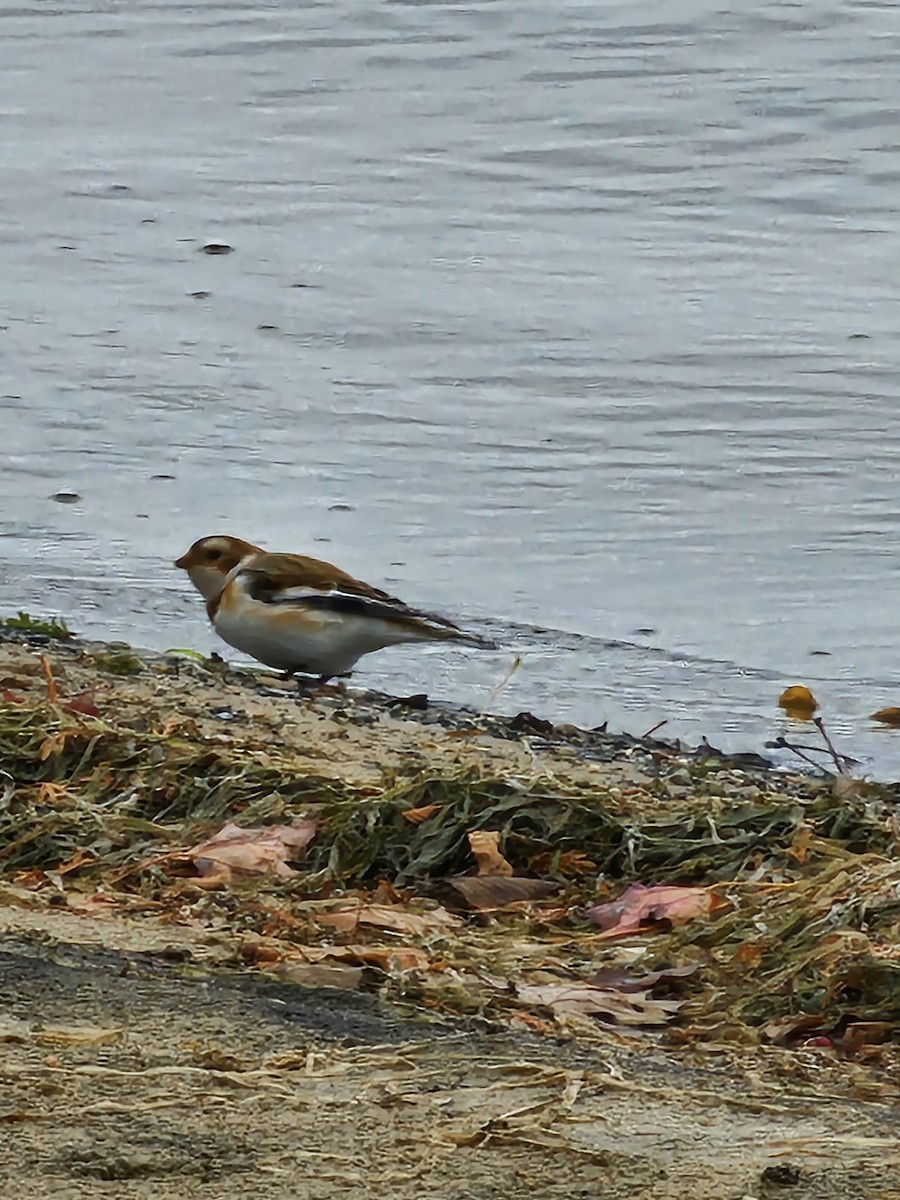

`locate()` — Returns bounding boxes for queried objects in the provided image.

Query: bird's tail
[454,629,498,650]
[423,618,497,650]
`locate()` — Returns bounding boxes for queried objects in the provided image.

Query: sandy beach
[2,625,899,1198]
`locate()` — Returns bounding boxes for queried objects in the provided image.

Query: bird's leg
[289,667,352,700]
[294,673,319,698]
[310,671,352,694]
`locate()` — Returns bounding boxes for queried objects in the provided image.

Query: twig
[813,717,848,775]
[766,738,859,767]
[39,654,57,705]
[768,737,832,775]
[641,719,668,739]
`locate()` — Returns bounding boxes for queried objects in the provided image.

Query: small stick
[39,654,58,705]
[769,736,832,775]
[813,717,849,775]
[641,719,668,739]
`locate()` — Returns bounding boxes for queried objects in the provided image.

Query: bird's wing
[238,552,405,602]
[235,552,466,634]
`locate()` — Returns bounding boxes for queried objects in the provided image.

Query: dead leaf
[586,883,721,939]
[317,903,463,936]
[62,690,100,717]
[38,732,74,761]
[402,803,442,824]
[1,690,23,704]
[762,1014,825,1046]
[295,944,430,972]
[54,848,96,876]
[346,945,429,971]
[515,982,682,1027]
[36,783,68,807]
[527,850,597,877]
[587,963,698,993]
[445,876,559,912]
[732,942,765,969]
[371,879,404,904]
[185,820,317,886]
[778,685,818,719]
[268,962,364,990]
[468,830,513,877]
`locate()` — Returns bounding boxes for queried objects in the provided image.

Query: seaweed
[1,611,73,640]
[2,637,900,1046]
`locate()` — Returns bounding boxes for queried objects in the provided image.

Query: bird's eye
[208,550,221,561]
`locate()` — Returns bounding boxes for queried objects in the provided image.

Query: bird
[174,534,496,683]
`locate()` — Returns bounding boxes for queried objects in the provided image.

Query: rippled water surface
[3,0,900,773]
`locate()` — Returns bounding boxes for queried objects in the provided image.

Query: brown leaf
[870,707,900,726]
[587,963,698,993]
[295,944,431,972]
[527,850,597,877]
[185,821,317,886]
[732,942,764,968]
[36,783,68,807]
[762,1014,825,1046]
[468,830,513,877]
[54,849,97,876]
[62,690,100,717]
[402,803,442,825]
[778,685,818,719]
[587,883,721,939]
[317,903,463,936]
[445,876,559,912]
[269,962,365,990]
[515,982,682,1027]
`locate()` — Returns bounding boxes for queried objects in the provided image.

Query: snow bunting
[174,535,495,682]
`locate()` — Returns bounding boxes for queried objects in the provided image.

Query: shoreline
[2,624,900,1198]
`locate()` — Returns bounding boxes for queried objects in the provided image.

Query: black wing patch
[244,573,463,633]
[293,592,372,617]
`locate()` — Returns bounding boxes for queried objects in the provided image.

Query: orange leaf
[55,848,96,876]
[528,850,597,877]
[468,830,513,877]
[732,942,764,969]
[871,707,900,726]
[36,783,68,806]
[402,803,442,825]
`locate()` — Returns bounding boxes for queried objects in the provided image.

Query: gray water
[2,0,900,775]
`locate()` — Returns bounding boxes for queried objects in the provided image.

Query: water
[2,0,900,776]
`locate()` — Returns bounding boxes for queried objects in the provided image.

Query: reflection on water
[2,0,900,774]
